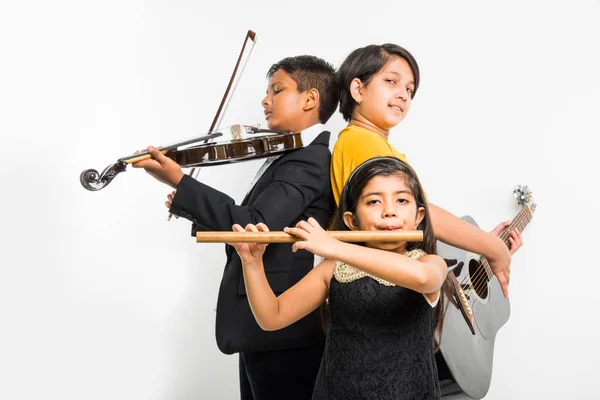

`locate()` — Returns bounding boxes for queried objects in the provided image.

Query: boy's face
[262,69,308,133]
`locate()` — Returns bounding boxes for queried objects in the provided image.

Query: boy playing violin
[133,55,338,400]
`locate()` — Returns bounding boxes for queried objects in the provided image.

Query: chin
[368,241,404,251]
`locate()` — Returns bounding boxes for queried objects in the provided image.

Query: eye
[367,199,380,205]
[386,79,396,84]
[407,87,414,94]
[396,198,408,204]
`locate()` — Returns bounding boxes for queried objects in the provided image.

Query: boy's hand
[228,223,270,267]
[165,190,176,209]
[131,146,184,189]
[490,220,523,255]
[284,217,339,259]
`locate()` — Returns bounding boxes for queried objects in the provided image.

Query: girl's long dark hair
[324,156,452,350]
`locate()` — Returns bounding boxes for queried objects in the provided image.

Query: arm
[135,145,331,231]
[285,219,448,295]
[428,203,512,297]
[244,259,332,331]
[229,223,332,331]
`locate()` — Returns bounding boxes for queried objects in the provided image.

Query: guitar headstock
[513,185,537,215]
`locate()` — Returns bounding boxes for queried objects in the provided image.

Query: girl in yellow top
[330,43,522,298]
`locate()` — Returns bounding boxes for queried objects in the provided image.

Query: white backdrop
[1,1,598,399]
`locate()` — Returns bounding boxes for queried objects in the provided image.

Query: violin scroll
[80,162,126,191]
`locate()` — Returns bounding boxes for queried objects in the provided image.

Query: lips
[264,110,272,119]
[389,105,404,113]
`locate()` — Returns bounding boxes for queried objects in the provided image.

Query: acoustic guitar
[436,185,536,399]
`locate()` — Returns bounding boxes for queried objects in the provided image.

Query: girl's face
[343,173,424,253]
[351,56,415,136]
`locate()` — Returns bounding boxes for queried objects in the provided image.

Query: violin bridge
[231,124,262,140]
[231,124,243,140]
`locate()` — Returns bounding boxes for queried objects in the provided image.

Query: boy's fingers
[147,146,169,165]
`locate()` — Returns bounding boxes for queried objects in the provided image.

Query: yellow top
[330,125,409,205]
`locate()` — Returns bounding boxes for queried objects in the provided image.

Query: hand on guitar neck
[490,220,523,256]
[486,220,524,297]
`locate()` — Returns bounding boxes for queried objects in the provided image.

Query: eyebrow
[361,190,413,198]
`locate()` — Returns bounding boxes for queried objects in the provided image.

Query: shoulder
[334,126,401,157]
[335,126,382,147]
[315,259,336,287]
[413,252,446,270]
[279,138,331,165]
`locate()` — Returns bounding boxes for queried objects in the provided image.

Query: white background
[1,0,598,399]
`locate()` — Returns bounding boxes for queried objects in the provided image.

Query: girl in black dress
[231,156,450,400]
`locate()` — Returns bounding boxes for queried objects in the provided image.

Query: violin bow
[168,29,257,221]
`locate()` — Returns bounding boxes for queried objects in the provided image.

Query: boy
[133,55,338,400]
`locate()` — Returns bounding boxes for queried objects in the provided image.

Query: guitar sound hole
[469,259,489,300]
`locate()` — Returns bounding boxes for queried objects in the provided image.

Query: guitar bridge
[448,271,476,335]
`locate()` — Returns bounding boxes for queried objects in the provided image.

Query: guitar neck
[480,204,533,276]
[499,205,533,248]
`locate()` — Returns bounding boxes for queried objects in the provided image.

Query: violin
[79,125,304,191]
[79,30,304,192]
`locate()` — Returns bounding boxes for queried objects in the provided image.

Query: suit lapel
[240,131,331,206]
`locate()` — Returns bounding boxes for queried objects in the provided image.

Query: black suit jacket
[169,131,335,354]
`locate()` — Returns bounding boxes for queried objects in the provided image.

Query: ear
[343,211,359,230]
[415,207,425,228]
[349,78,363,104]
[303,88,319,112]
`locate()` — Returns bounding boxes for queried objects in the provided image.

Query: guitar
[436,185,536,399]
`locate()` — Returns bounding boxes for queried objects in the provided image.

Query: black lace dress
[312,251,441,400]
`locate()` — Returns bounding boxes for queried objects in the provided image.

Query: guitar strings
[460,208,531,297]
[465,210,529,295]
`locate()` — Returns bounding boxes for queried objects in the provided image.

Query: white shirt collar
[300,123,327,146]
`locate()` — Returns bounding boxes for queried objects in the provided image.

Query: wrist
[170,170,185,188]
[242,260,265,271]
[485,234,509,262]
[324,239,345,260]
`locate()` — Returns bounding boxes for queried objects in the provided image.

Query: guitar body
[436,216,511,399]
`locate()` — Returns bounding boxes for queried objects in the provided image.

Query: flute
[196,230,422,243]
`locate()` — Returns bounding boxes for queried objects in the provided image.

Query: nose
[262,93,271,107]
[382,206,397,219]
[396,87,409,101]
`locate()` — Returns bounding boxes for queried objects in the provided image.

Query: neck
[348,117,389,140]
[293,116,321,133]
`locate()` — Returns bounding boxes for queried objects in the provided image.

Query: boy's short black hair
[267,55,338,123]
[337,44,420,121]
